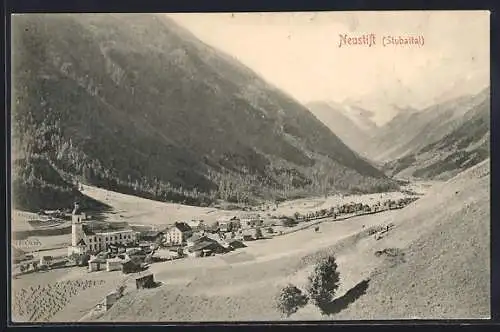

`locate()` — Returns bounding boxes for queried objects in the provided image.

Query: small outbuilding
[135,273,155,289]
[88,257,106,272]
[106,257,124,272]
[104,291,121,310]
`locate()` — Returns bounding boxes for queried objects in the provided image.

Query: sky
[167,11,490,124]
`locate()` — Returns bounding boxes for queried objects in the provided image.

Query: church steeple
[72,202,81,216]
[71,202,84,247]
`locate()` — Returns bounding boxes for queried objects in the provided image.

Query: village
[13,193,419,276]
[11,190,420,321]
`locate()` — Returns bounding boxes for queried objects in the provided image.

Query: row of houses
[282,196,420,225]
[163,213,264,245]
[65,202,266,261]
[84,231,248,273]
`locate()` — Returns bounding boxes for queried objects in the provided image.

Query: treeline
[11,156,109,212]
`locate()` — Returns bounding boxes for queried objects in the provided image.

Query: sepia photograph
[9,11,490,322]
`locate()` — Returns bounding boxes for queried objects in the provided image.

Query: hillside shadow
[82,195,113,222]
[319,279,370,316]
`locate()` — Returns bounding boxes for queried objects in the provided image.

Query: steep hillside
[383,93,490,180]
[12,14,396,211]
[331,159,490,319]
[368,87,490,162]
[306,101,376,156]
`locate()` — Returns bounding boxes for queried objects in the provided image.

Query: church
[67,203,137,256]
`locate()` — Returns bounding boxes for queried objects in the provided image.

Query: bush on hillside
[275,284,309,317]
[306,255,340,313]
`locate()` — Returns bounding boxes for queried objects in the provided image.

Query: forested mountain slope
[12,14,396,211]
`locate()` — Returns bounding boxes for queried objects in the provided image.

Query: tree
[116,284,126,298]
[293,212,302,221]
[306,255,340,312]
[281,217,297,228]
[155,236,164,248]
[275,284,309,317]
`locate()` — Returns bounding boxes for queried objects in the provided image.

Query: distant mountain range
[308,87,490,181]
[11,14,397,212]
[369,87,490,163]
[383,88,489,180]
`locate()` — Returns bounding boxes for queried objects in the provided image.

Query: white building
[164,222,193,245]
[67,203,137,256]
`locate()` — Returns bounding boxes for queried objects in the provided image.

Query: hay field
[80,182,428,227]
[80,184,228,225]
[12,278,106,322]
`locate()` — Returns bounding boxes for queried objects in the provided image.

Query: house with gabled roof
[164,222,193,245]
[186,219,205,231]
[240,213,264,228]
[187,240,227,257]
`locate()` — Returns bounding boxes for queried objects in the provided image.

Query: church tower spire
[71,202,84,247]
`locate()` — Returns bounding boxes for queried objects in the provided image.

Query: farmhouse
[186,219,205,231]
[187,240,226,257]
[217,215,241,232]
[240,214,263,228]
[186,233,211,247]
[164,222,193,245]
[67,203,137,256]
[137,231,164,243]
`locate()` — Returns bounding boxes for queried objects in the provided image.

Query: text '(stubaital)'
[338,34,425,48]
